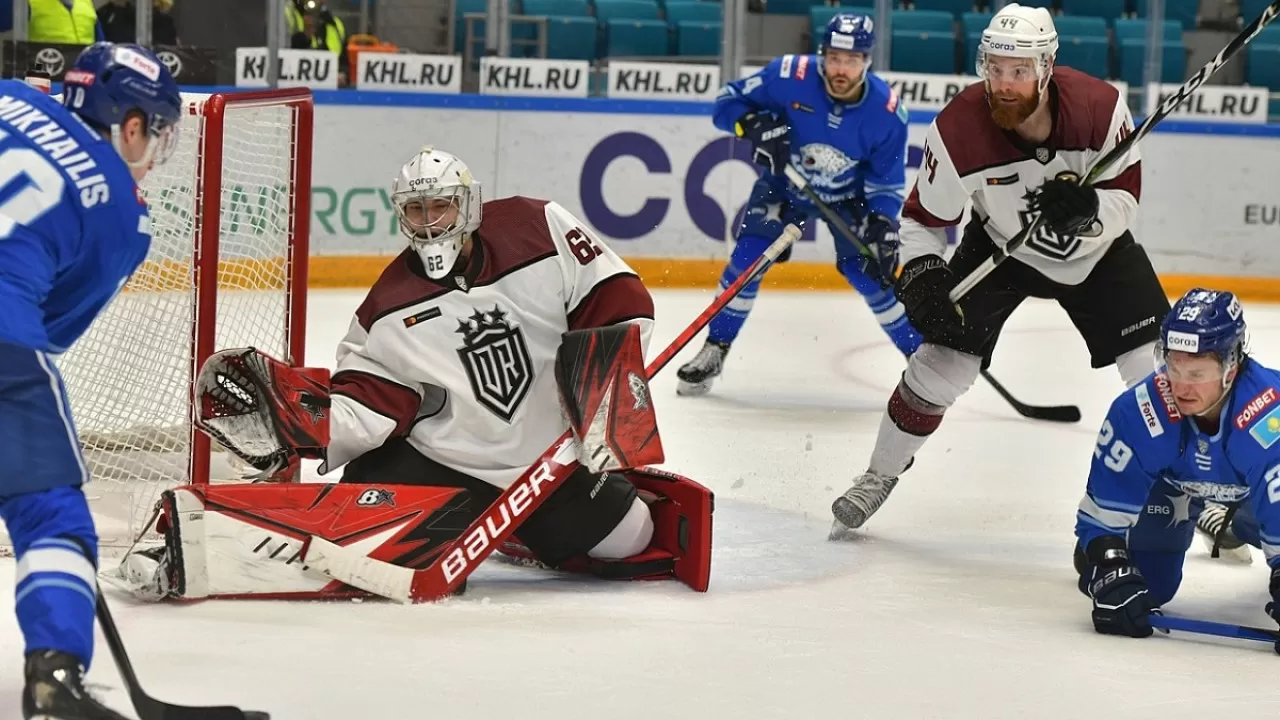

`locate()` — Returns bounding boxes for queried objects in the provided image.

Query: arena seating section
[453,0,1278,105]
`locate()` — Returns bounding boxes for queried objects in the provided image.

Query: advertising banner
[607,61,722,101]
[355,52,462,94]
[1143,82,1269,124]
[236,48,339,89]
[479,57,590,97]
[302,103,1280,278]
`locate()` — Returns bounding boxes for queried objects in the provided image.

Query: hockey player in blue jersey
[1074,288,1280,649]
[676,12,919,395]
[0,43,181,718]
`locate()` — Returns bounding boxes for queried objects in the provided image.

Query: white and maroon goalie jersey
[902,67,1140,285]
[321,197,656,489]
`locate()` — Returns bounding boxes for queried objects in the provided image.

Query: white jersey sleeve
[544,201,655,355]
[321,315,426,473]
[1083,96,1140,248]
[899,120,967,266]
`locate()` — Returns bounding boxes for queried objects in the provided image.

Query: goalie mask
[391,146,483,279]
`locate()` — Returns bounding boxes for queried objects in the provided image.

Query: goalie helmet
[976,3,1058,91]
[1157,288,1248,389]
[391,146,483,279]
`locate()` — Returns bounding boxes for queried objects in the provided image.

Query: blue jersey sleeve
[712,56,790,133]
[1075,377,1175,550]
[862,84,909,220]
[0,224,54,350]
[1227,372,1280,569]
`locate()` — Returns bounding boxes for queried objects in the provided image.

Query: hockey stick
[96,591,269,719]
[949,0,1280,303]
[781,164,1080,423]
[1149,613,1280,645]
[302,223,805,603]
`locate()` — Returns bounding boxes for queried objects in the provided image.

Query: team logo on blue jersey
[1249,405,1280,449]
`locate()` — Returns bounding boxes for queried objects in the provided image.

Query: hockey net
[1,89,313,557]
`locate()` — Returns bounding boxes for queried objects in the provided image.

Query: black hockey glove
[734,112,790,176]
[1028,171,1099,236]
[861,213,902,288]
[895,255,963,343]
[1264,566,1280,655]
[1084,535,1155,639]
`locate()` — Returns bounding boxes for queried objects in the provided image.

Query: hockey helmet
[1158,288,1248,387]
[61,42,183,168]
[820,13,876,57]
[976,3,1058,90]
[391,146,483,280]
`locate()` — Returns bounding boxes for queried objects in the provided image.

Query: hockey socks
[0,486,99,667]
[863,287,922,356]
[706,234,772,344]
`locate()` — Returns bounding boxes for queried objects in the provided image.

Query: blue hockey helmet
[821,13,876,57]
[1158,288,1248,385]
[61,42,183,168]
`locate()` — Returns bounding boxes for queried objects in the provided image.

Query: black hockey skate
[676,340,729,396]
[24,650,131,720]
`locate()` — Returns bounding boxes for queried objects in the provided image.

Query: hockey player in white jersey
[828,3,1170,534]
[116,147,713,600]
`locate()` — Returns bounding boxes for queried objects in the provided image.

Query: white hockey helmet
[976,3,1058,89]
[391,146,483,279]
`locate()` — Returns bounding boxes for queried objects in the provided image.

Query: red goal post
[16,87,317,556]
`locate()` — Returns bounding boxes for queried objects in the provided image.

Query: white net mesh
[2,92,305,555]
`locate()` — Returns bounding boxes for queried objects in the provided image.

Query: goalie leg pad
[115,482,477,601]
[557,467,713,592]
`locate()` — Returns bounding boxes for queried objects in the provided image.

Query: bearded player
[114,146,713,601]
[828,3,1170,535]
[676,12,918,396]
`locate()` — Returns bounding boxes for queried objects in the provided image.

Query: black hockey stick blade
[980,369,1081,423]
[96,591,270,720]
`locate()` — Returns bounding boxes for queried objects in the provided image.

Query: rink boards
[231,89,1280,299]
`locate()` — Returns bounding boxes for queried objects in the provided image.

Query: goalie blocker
[112,325,712,601]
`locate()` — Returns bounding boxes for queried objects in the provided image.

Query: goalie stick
[781,164,1081,424]
[948,0,1280,302]
[96,591,269,719]
[302,223,804,603]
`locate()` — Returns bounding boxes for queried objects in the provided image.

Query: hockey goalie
[113,146,713,602]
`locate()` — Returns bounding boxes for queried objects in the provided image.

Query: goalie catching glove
[195,347,331,476]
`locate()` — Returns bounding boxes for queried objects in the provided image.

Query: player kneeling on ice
[1073,289,1280,647]
[114,146,713,603]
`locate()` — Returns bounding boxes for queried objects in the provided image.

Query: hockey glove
[1264,566,1280,654]
[734,112,790,176]
[1085,536,1155,638]
[895,255,964,343]
[861,212,902,288]
[1028,171,1099,237]
[195,347,331,475]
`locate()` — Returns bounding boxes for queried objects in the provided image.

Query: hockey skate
[829,471,899,539]
[676,340,729,396]
[24,650,130,720]
[1196,502,1253,564]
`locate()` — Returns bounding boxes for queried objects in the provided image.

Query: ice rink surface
[5,288,1280,719]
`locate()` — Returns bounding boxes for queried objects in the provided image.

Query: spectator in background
[289,0,348,83]
[99,0,179,46]
[27,0,103,44]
